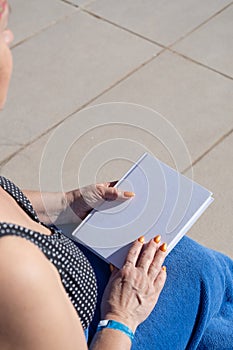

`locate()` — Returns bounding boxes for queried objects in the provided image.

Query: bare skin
[0,236,87,350]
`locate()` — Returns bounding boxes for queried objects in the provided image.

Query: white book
[71,153,214,268]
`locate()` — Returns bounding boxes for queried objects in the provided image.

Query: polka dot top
[0,176,97,330]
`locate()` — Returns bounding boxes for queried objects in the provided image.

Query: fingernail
[159,243,167,252]
[162,266,167,272]
[138,236,145,244]
[154,235,161,243]
[124,191,135,198]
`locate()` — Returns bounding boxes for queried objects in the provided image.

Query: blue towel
[76,236,233,349]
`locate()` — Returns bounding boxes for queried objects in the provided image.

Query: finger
[148,243,167,279]
[123,237,145,268]
[136,238,158,273]
[153,267,167,294]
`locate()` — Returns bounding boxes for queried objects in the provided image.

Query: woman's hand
[100,237,167,332]
[64,182,134,224]
[23,182,134,226]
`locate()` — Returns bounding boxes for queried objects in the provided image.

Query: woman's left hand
[24,182,134,226]
[63,182,134,224]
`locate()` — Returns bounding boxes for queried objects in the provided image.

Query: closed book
[71,153,213,268]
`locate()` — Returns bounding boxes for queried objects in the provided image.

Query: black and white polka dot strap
[0,176,39,222]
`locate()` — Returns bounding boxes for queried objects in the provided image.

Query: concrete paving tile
[84,0,232,46]
[9,0,77,46]
[89,51,233,168]
[56,109,178,189]
[0,10,160,163]
[184,133,233,259]
[0,144,19,163]
[0,134,51,191]
[174,5,233,78]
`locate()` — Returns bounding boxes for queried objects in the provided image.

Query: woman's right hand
[100,236,167,332]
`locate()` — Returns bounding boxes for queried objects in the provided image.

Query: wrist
[62,190,77,225]
[97,320,134,343]
[51,191,76,225]
[47,192,68,225]
[103,313,138,333]
[57,190,84,225]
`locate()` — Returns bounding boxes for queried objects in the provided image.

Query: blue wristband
[97,319,134,342]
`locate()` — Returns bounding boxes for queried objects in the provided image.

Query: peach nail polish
[159,243,167,252]
[154,235,161,243]
[138,236,145,244]
[124,191,135,198]
[162,266,167,272]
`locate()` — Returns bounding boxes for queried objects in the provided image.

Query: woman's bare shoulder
[0,235,60,327]
[0,234,59,287]
[0,235,87,350]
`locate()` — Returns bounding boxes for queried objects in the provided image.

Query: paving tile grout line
[60,0,79,7]
[169,1,233,48]
[80,7,166,50]
[60,0,96,8]
[182,128,233,174]
[10,8,81,49]
[168,49,233,81]
[79,2,233,80]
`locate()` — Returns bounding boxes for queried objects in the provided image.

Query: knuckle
[150,261,160,274]
[141,250,153,261]
[110,188,118,199]
[121,266,132,279]
[128,246,139,259]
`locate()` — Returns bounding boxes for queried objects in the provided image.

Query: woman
[0,2,233,349]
